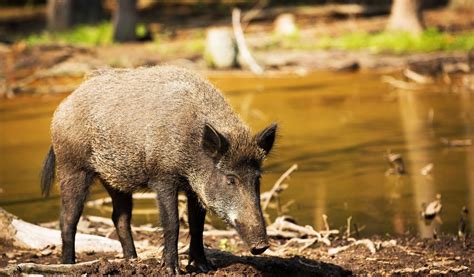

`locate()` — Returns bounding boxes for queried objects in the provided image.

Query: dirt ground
[1,226,472,276]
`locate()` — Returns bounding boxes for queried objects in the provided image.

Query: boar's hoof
[187,259,215,273]
[250,243,269,255]
[161,263,181,275]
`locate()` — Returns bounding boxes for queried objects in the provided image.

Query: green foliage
[218,238,234,252]
[147,29,205,57]
[22,22,155,46]
[23,22,113,46]
[135,23,148,39]
[278,28,474,53]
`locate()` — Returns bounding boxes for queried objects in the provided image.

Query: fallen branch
[440,138,472,147]
[232,8,264,75]
[0,208,121,253]
[328,239,376,256]
[268,216,337,246]
[241,0,269,29]
[403,68,434,84]
[2,259,100,275]
[281,237,319,252]
[86,192,157,207]
[382,76,421,90]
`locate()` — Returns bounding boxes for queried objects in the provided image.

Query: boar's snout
[250,241,269,255]
[234,217,269,255]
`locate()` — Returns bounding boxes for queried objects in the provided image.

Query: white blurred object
[274,13,298,36]
[205,27,236,69]
[420,163,433,175]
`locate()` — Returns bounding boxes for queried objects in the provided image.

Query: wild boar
[40,66,277,274]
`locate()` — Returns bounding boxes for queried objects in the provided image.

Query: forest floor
[1,218,473,276]
[1,6,474,97]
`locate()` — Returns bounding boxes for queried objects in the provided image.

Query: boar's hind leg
[103,183,137,259]
[153,181,180,274]
[186,191,214,272]
[59,168,94,264]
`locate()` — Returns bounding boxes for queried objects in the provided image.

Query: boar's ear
[256,123,277,155]
[202,123,229,160]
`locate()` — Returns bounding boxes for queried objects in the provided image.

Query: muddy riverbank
[1,42,472,98]
[0,213,472,276]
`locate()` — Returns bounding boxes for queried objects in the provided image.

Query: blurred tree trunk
[72,0,105,25]
[449,0,474,9]
[387,0,425,35]
[113,0,137,42]
[47,0,73,31]
[47,0,104,31]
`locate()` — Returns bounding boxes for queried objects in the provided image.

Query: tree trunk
[47,0,73,31]
[72,0,105,25]
[449,0,474,9]
[113,0,137,42]
[387,0,425,35]
[48,0,104,31]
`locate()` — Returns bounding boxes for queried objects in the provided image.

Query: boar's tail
[40,146,56,197]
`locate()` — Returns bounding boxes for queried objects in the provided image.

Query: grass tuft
[278,28,474,53]
[23,22,114,46]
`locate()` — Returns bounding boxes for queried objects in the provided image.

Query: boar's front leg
[154,181,180,274]
[186,191,214,273]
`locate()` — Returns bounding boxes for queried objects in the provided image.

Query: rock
[462,74,474,91]
[386,152,406,175]
[420,163,433,176]
[204,27,236,69]
[274,13,298,36]
[328,60,359,72]
[40,249,53,256]
[5,252,15,259]
[422,194,442,220]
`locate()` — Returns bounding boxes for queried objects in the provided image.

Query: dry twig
[262,164,298,211]
[328,239,376,256]
[232,8,264,75]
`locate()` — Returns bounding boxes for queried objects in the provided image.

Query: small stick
[86,193,157,207]
[345,216,352,238]
[262,164,298,211]
[403,68,434,84]
[328,239,376,256]
[382,75,421,90]
[322,214,330,232]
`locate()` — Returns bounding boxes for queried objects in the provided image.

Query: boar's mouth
[233,219,269,255]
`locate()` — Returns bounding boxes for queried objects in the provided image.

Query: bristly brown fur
[48,66,277,270]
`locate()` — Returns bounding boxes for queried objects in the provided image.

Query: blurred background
[0,0,473,238]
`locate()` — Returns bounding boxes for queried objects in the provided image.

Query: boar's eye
[226,175,238,186]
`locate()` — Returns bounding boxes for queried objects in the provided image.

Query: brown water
[1,72,473,237]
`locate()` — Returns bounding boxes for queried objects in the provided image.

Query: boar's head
[196,122,277,255]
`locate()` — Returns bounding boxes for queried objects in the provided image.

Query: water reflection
[0,72,472,236]
[460,89,474,231]
[398,90,439,238]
